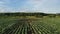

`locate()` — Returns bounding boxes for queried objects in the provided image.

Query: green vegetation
[0,13,60,34]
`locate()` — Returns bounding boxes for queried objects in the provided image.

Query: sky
[0,0,60,13]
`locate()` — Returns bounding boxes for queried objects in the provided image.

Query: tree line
[0,13,59,17]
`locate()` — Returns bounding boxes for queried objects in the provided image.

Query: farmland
[0,13,60,34]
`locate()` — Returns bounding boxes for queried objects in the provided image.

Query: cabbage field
[0,16,60,34]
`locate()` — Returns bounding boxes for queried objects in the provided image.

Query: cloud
[0,1,4,6]
[0,0,60,13]
[0,1,4,3]
[25,0,47,11]
[27,0,60,13]
[0,0,12,13]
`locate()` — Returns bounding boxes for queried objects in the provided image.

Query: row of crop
[1,18,34,34]
[0,19,19,33]
[1,19,23,34]
[2,18,58,34]
[30,21,59,34]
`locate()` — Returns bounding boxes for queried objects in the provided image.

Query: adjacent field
[0,16,60,34]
